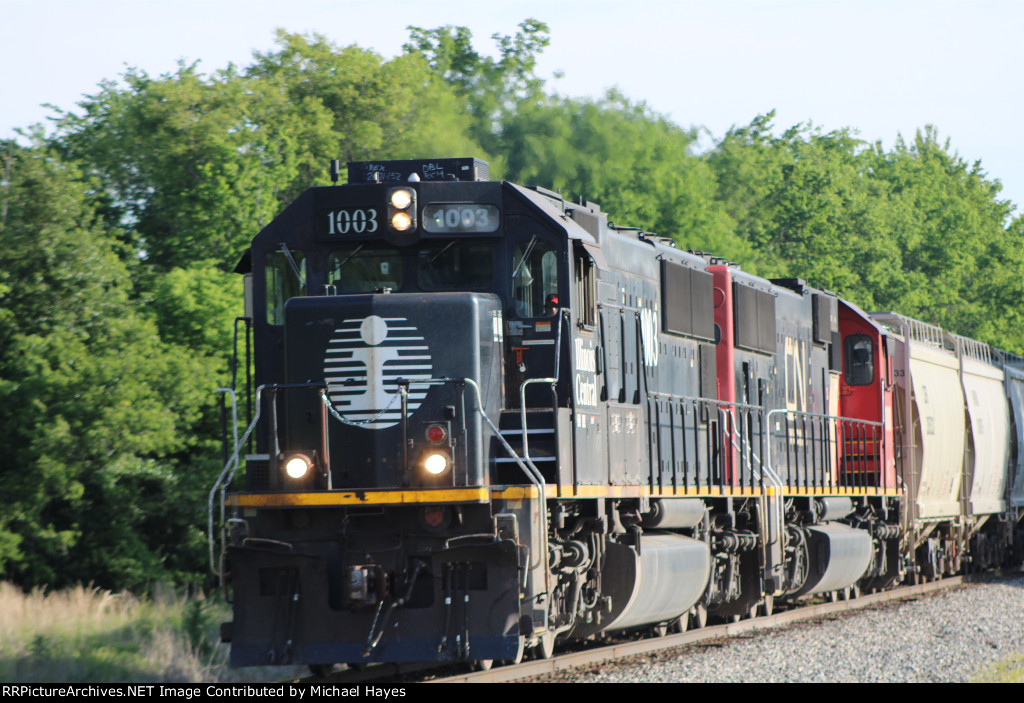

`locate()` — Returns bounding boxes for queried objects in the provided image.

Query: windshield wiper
[335,244,365,271]
[279,243,306,288]
[428,241,457,263]
[512,236,537,280]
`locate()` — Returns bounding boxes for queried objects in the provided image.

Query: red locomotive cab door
[836,296,896,491]
[838,332,881,486]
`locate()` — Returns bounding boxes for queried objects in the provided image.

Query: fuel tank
[792,522,872,596]
[600,533,711,632]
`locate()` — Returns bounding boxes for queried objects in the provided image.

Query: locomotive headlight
[386,187,416,233]
[284,454,313,480]
[423,451,449,476]
[390,211,413,231]
[389,188,413,210]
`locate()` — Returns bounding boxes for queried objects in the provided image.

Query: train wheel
[475,659,494,671]
[672,613,689,633]
[826,590,838,602]
[534,631,556,659]
[693,604,708,629]
[762,594,774,617]
[651,623,669,637]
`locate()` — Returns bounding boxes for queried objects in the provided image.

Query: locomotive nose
[282,292,504,490]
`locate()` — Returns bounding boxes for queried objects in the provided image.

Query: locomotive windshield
[417,242,493,289]
[323,240,494,293]
[328,247,404,292]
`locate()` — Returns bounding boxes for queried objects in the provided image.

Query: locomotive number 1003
[322,208,379,235]
[423,203,500,233]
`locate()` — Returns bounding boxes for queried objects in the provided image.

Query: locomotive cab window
[265,249,306,325]
[417,241,494,290]
[573,244,596,328]
[328,248,404,293]
[844,333,874,386]
[512,236,559,317]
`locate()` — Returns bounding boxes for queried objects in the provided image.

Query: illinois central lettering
[574,338,598,407]
[575,338,596,372]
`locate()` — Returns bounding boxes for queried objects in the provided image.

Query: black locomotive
[210,158,1024,668]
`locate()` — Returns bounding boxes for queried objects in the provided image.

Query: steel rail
[430,576,969,683]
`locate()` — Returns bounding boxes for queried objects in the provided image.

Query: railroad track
[291,575,972,684]
[439,576,970,683]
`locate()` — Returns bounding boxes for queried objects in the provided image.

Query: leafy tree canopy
[404,19,550,160]
[0,143,218,589]
[50,31,482,274]
[706,115,1024,350]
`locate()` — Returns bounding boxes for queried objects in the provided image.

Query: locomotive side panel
[770,281,839,490]
[708,265,776,488]
[649,257,715,493]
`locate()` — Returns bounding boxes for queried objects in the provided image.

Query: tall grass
[972,653,1024,683]
[0,582,232,682]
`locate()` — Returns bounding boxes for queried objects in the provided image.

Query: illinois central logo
[323,315,433,429]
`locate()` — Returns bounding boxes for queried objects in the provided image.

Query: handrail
[210,376,552,595]
[644,391,779,545]
[209,386,259,578]
[717,404,764,481]
[208,381,327,579]
[644,393,764,475]
[765,407,885,489]
[646,390,760,412]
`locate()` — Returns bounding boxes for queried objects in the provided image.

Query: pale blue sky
[4,0,1022,215]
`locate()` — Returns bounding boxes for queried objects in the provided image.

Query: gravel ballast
[568,575,1024,683]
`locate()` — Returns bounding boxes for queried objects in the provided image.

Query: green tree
[404,19,550,161]
[49,30,481,368]
[497,91,750,261]
[405,22,749,259]
[0,143,218,589]
[49,61,333,272]
[706,116,1024,351]
[249,31,480,173]
[866,128,1021,344]
[51,31,481,275]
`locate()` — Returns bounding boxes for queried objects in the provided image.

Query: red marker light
[423,507,446,527]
